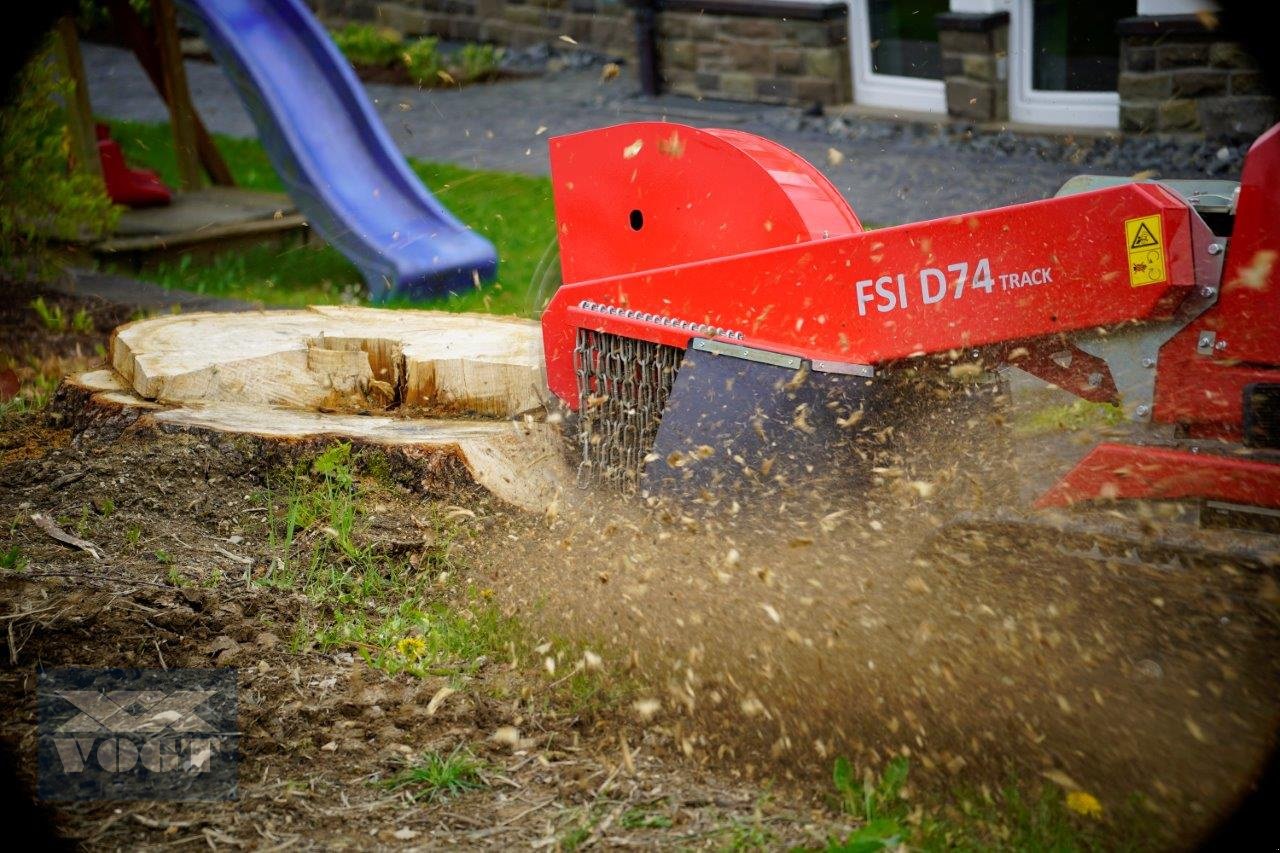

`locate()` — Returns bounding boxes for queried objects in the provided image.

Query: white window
[1007,0,1134,128]
[848,1,948,114]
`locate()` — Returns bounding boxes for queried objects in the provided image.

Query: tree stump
[60,307,568,510]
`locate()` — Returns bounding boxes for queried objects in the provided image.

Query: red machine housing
[1154,124,1280,438]
[542,121,1280,511]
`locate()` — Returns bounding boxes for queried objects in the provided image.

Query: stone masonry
[936,11,1008,123]
[309,0,635,59]
[655,1,849,106]
[1118,14,1278,140]
[309,0,851,108]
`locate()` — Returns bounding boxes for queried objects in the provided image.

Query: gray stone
[665,40,696,71]
[1118,71,1172,100]
[1209,41,1257,70]
[773,48,803,77]
[726,40,760,69]
[794,21,835,49]
[1156,41,1210,70]
[1120,102,1158,134]
[720,72,757,101]
[503,5,542,26]
[565,15,593,42]
[694,71,721,92]
[938,29,990,56]
[731,18,782,41]
[590,18,628,50]
[1230,71,1268,96]
[945,77,993,121]
[451,18,481,40]
[794,76,840,104]
[689,16,718,41]
[962,53,995,82]
[658,16,691,40]
[375,2,431,34]
[1159,98,1201,132]
[805,48,841,80]
[755,77,795,102]
[1122,43,1156,73]
[1171,69,1229,98]
[1199,96,1280,141]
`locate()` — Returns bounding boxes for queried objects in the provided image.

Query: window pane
[868,0,948,80]
[1032,0,1136,92]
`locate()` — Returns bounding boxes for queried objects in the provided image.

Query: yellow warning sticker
[1125,214,1166,287]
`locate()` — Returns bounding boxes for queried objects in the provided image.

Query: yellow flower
[396,636,427,660]
[1066,790,1103,818]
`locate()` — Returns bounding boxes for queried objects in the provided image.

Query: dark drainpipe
[631,0,661,97]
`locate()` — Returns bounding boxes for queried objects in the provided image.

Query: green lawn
[105,119,555,315]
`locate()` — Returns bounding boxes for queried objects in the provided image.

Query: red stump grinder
[538,120,1280,571]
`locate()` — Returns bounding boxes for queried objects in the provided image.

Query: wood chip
[426,686,456,716]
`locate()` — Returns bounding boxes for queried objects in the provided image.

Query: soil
[0,282,833,849]
[2,280,1279,849]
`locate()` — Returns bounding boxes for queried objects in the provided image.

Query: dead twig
[0,602,61,622]
[213,545,253,565]
[132,813,197,829]
[5,570,173,589]
[31,512,101,559]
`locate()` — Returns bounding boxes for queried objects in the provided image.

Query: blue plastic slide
[175,0,497,300]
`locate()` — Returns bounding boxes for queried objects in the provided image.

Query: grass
[380,746,486,802]
[330,24,503,86]
[103,119,555,315]
[259,442,518,680]
[822,756,1157,852]
[1014,399,1127,436]
[1,545,27,572]
[0,353,72,419]
[331,23,403,67]
[619,809,674,830]
[257,441,631,726]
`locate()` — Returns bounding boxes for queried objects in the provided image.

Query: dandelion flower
[396,636,427,660]
[1066,790,1103,818]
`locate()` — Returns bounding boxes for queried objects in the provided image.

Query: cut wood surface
[111,306,547,417]
[62,367,567,511]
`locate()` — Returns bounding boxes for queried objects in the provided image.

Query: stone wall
[936,11,1008,123]
[309,0,634,58]
[310,0,850,108]
[1118,14,1277,140]
[656,2,849,106]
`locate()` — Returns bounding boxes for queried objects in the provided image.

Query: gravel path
[85,42,1095,225]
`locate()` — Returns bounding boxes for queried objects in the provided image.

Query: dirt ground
[2,280,1279,850]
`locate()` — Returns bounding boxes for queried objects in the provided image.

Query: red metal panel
[1154,124,1280,436]
[544,170,1196,407]
[549,122,862,286]
[1035,442,1280,509]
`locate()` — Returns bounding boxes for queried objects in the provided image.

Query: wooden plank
[111,187,295,237]
[52,17,104,182]
[93,211,309,254]
[107,0,234,186]
[151,0,202,191]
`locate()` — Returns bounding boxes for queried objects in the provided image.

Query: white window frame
[1006,0,1120,128]
[848,0,947,114]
